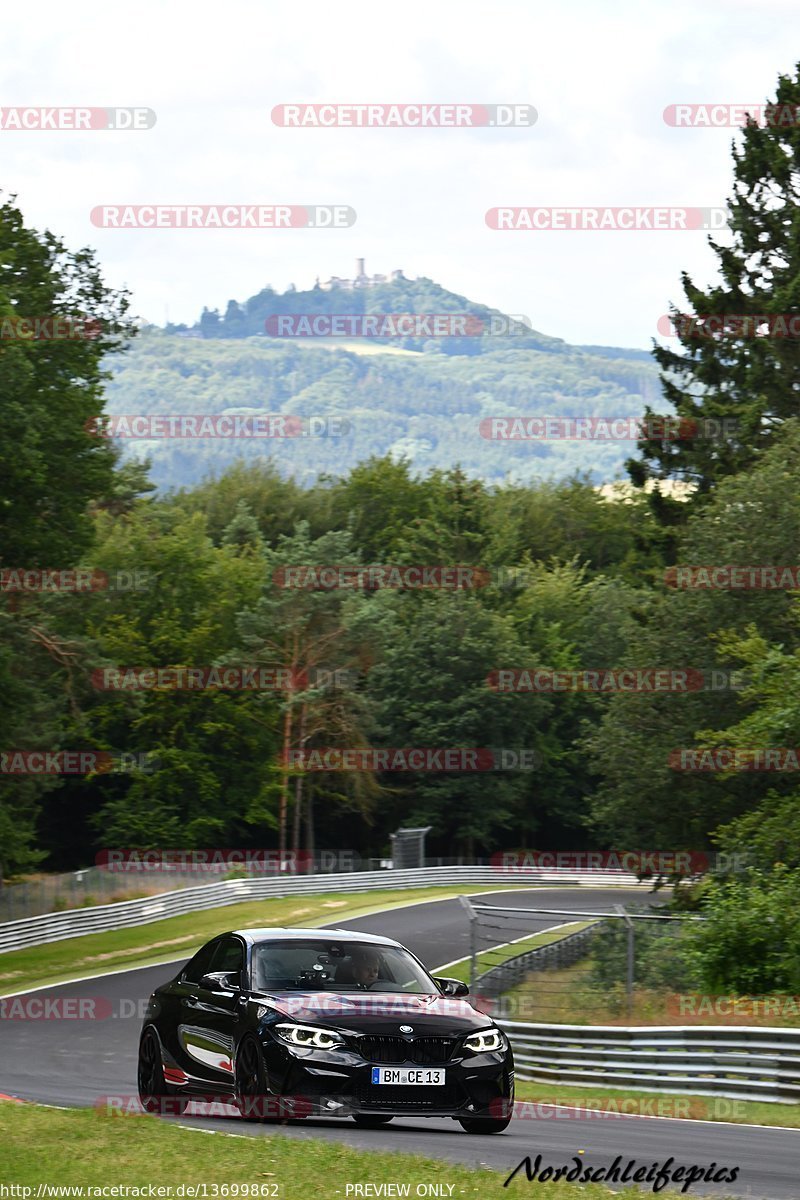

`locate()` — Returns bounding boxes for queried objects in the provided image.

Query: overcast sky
[3,0,797,348]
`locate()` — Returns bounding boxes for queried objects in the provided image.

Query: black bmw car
[137,927,514,1133]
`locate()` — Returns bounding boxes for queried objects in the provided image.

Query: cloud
[0,0,793,346]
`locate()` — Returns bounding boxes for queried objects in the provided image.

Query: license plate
[371,1067,445,1086]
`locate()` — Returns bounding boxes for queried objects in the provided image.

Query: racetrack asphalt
[1,887,797,1198]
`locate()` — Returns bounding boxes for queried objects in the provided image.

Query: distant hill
[167,270,566,355]
[106,274,663,490]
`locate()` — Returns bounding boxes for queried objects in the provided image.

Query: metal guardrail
[0,867,646,954]
[499,1020,800,1103]
[475,923,602,996]
[0,857,494,922]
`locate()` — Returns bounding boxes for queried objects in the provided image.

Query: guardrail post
[615,903,635,1019]
[458,894,478,991]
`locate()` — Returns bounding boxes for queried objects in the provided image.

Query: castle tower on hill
[319,259,405,291]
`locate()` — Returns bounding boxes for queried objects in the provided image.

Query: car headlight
[463,1027,506,1054]
[274,1023,344,1050]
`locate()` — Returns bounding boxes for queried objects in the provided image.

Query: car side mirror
[200,971,240,992]
[434,976,469,997]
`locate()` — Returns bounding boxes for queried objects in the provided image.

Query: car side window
[182,941,218,984]
[210,937,244,979]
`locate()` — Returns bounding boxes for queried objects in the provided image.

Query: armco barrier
[499,1020,800,1103]
[0,867,645,954]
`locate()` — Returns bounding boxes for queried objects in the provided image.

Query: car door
[162,938,219,1081]
[177,936,246,1090]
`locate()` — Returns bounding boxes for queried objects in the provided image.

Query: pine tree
[221,500,263,553]
[629,63,800,524]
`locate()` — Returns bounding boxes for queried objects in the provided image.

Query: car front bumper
[262,1040,514,1118]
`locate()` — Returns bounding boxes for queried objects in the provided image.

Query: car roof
[226,927,402,948]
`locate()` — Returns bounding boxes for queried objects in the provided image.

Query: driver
[349,947,381,988]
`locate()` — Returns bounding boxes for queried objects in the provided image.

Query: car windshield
[251,939,440,994]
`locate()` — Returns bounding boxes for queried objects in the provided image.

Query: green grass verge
[0,885,530,996]
[443,922,595,984]
[514,1080,800,1128]
[0,1100,680,1199]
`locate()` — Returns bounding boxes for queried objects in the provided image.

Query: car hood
[250,989,495,1035]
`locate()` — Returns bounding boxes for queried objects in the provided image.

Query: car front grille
[355,1035,457,1064]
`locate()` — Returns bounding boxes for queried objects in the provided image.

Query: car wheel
[137,1027,188,1116]
[235,1036,275,1121]
[458,1114,512,1134]
[352,1114,393,1128]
